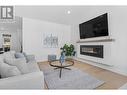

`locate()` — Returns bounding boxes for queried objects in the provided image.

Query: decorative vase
[60,52,65,64]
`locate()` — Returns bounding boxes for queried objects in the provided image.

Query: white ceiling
[15,6,119,25]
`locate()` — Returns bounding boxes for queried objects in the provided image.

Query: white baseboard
[74,57,127,76]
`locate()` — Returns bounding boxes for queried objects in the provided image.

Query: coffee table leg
[59,68,62,78]
[63,67,71,70]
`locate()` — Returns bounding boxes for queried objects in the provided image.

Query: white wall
[70,7,127,75]
[23,18,71,62]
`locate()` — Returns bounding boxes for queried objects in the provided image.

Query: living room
[0,5,127,90]
[17,6,127,75]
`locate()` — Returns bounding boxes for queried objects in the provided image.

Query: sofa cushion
[3,51,16,60]
[4,58,29,74]
[0,62,21,78]
[15,52,25,59]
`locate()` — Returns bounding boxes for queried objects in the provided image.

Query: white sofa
[0,51,44,89]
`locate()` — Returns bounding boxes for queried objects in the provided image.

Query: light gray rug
[43,67,104,89]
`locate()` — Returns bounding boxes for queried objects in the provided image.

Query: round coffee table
[49,59,74,78]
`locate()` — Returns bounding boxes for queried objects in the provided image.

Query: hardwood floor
[38,60,127,89]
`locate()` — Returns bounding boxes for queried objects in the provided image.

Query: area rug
[43,67,105,89]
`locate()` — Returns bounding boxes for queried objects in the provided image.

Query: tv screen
[79,13,108,39]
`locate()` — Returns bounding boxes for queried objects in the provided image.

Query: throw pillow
[4,58,29,74]
[15,52,25,58]
[23,52,27,57]
[22,52,29,62]
[0,62,21,78]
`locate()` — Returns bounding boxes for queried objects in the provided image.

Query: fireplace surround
[80,45,103,58]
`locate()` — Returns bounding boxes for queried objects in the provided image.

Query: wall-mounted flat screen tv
[79,13,108,39]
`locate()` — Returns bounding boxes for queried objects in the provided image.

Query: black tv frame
[79,13,109,39]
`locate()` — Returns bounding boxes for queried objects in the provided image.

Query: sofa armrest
[0,71,44,89]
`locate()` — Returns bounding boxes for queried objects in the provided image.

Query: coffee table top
[49,59,74,68]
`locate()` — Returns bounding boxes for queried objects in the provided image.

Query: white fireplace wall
[71,6,127,76]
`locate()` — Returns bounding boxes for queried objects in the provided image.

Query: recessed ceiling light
[67,11,71,14]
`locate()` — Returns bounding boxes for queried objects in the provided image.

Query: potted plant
[60,44,76,60]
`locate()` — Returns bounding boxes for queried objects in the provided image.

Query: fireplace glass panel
[80,45,103,58]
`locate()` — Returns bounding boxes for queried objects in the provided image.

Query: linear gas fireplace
[80,45,103,58]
